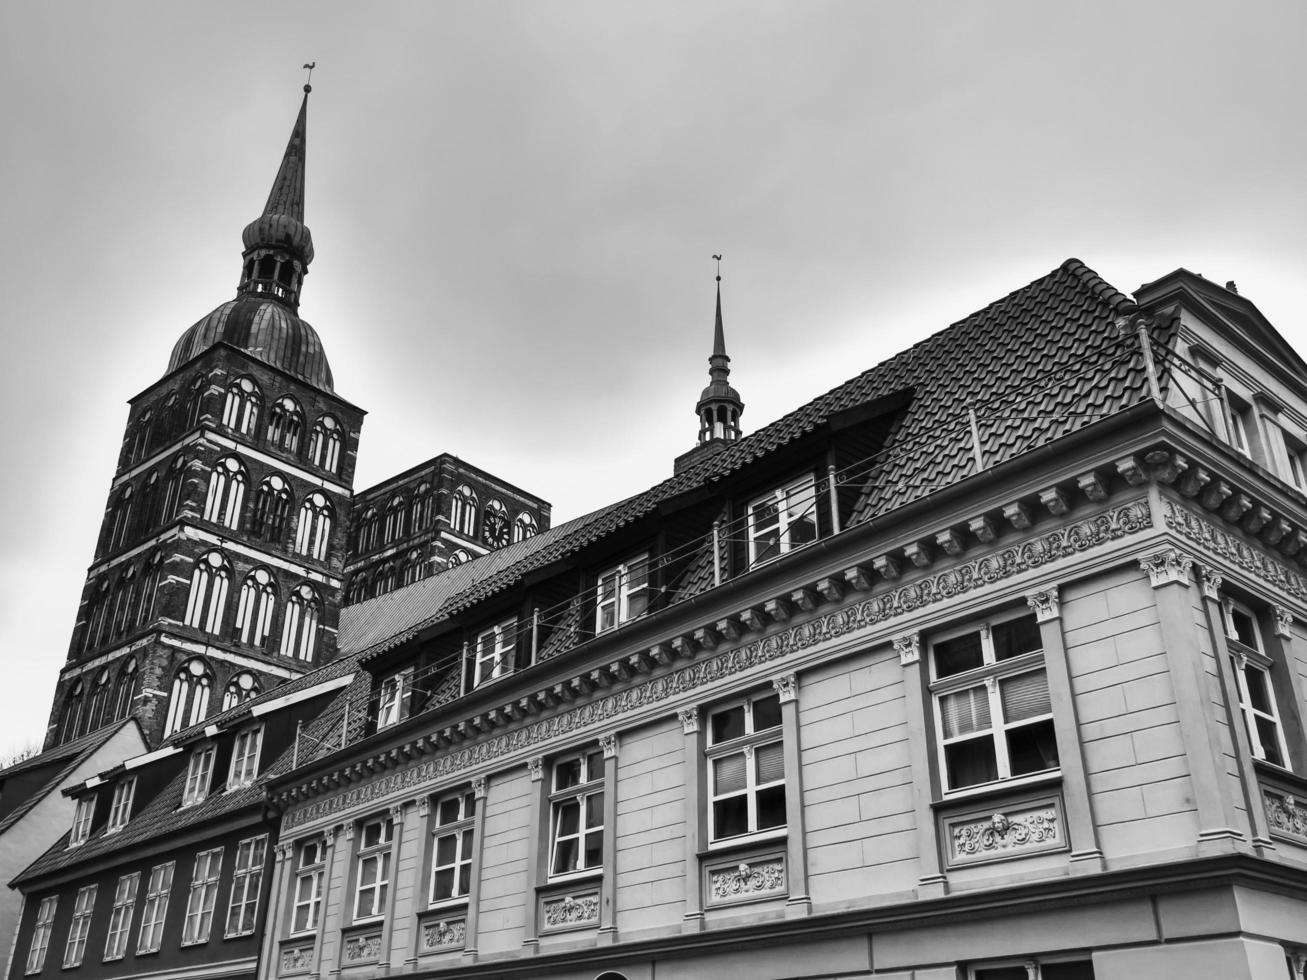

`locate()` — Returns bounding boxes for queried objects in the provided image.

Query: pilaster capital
[599,732,619,759]
[1025,587,1060,623]
[678,708,700,735]
[416,797,431,818]
[1139,549,1194,588]
[389,802,405,825]
[893,632,921,667]
[1197,563,1223,600]
[527,756,544,782]
[1273,604,1295,640]
[472,776,488,800]
[770,673,798,704]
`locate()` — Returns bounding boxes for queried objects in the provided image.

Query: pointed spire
[713,274,727,358]
[261,89,308,223]
[695,256,743,447]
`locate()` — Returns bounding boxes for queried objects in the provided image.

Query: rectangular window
[182,745,216,806]
[103,872,139,961]
[107,776,136,832]
[595,554,650,633]
[25,895,57,974]
[136,860,175,954]
[747,477,818,566]
[182,847,224,945]
[973,961,1094,980]
[377,668,413,729]
[354,815,394,921]
[224,834,267,937]
[228,727,263,788]
[474,619,515,687]
[930,612,1058,792]
[69,795,95,846]
[549,752,605,877]
[430,789,476,904]
[706,692,786,843]
[291,838,326,934]
[1228,397,1254,457]
[1224,599,1290,769]
[62,885,97,968]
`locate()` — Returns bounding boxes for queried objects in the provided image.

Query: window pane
[934,631,983,677]
[457,863,471,896]
[433,867,454,900]
[1230,608,1259,649]
[584,792,604,826]
[1007,718,1059,776]
[945,737,998,789]
[710,705,746,743]
[555,799,579,836]
[552,838,578,874]
[756,784,786,830]
[583,829,603,867]
[554,757,582,790]
[755,741,785,784]
[974,969,1029,980]
[752,694,782,732]
[999,670,1051,721]
[437,797,462,824]
[993,614,1041,660]
[435,834,458,865]
[1042,963,1096,980]
[1256,716,1285,767]
[940,686,991,738]
[713,752,748,794]
[713,796,748,839]
[1244,666,1274,714]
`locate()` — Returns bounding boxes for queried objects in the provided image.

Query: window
[234,569,277,647]
[251,475,292,542]
[129,409,153,464]
[107,776,136,833]
[447,548,471,568]
[706,692,786,843]
[474,618,515,687]
[596,554,650,633]
[291,838,326,934]
[972,961,1094,980]
[1224,599,1290,768]
[164,659,214,735]
[451,484,478,538]
[930,612,1058,792]
[184,551,231,634]
[400,549,424,586]
[182,847,224,944]
[25,896,57,974]
[308,414,342,473]
[375,561,397,596]
[279,584,321,661]
[383,495,406,543]
[69,794,95,846]
[747,477,818,566]
[110,570,135,638]
[222,672,261,710]
[411,483,433,531]
[347,572,371,604]
[228,727,263,788]
[294,492,333,560]
[62,885,97,967]
[60,679,86,743]
[136,552,161,626]
[140,469,160,528]
[87,667,113,729]
[549,750,605,877]
[161,455,187,523]
[103,873,139,961]
[136,861,175,954]
[267,395,304,453]
[182,745,216,806]
[430,789,476,904]
[113,656,138,720]
[377,668,413,729]
[1227,395,1256,459]
[184,377,206,428]
[108,485,134,551]
[354,815,394,921]
[482,499,509,546]
[222,377,261,436]
[513,511,538,543]
[225,835,267,936]
[82,580,109,654]
[203,456,248,529]
[357,507,380,553]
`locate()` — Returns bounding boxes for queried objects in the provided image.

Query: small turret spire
[695,255,743,447]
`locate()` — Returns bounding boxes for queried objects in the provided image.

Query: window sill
[426,896,470,913]
[701,827,787,856]
[933,770,1062,808]
[541,867,603,888]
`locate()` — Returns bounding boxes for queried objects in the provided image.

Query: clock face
[483,510,509,546]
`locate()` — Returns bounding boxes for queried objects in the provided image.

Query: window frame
[103,872,140,962]
[290,837,326,935]
[69,794,95,847]
[429,789,477,906]
[62,884,97,968]
[474,618,516,688]
[228,726,264,789]
[595,553,651,634]
[353,814,395,923]
[705,691,787,846]
[181,846,224,945]
[107,775,136,833]
[746,476,819,567]
[224,834,267,938]
[136,860,175,955]
[377,667,413,730]
[25,895,57,975]
[182,744,216,806]
[1223,598,1292,770]
[547,749,606,879]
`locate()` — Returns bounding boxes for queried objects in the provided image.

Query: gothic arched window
[113,656,137,720]
[129,409,153,464]
[294,492,333,561]
[279,584,321,662]
[451,485,478,538]
[357,507,380,553]
[234,568,277,648]
[267,396,304,454]
[160,392,179,441]
[308,415,342,473]
[136,551,162,627]
[513,512,538,543]
[83,580,110,654]
[251,475,292,543]
[221,376,262,436]
[222,672,261,711]
[185,376,207,429]
[375,562,397,596]
[184,551,231,635]
[447,549,471,568]
[110,567,136,638]
[482,499,509,547]
[105,485,135,553]
[164,658,214,735]
[347,572,371,605]
[401,549,423,586]
[60,680,86,743]
[140,469,160,529]
[203,456,248,529]
[383,495,406,544]
[161,455,187,523]
[410,483,433,531]
[87,668,112,731]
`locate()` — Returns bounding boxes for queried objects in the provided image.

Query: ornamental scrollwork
[342,933,383,961]
[1138,549,1194,588]
[708,859,786,900]
[951,807,1059,861]
[279,945,314,974]
[421,918,466,950]
[542,892,600,927]
[1164,500,1307,600]
[1266,791,1307,841]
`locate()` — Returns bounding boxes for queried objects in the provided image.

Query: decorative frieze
[420,916,466,952]
[541,892,600,929]
[279,943,314,976]
[707,858,786,904]
[342,932,383,963]
[945,802,1062,866]
[1164,500,1307,601]
[282,501,1152,829]
[1265,789,1307,843]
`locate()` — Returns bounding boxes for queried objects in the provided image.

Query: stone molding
[944,800,1063,867]
[706,858,786,905]
[771,673,798,703]
[1165,499,1307,601]
[541,891,600,929]
[893,633,920,666]
[282,501,1152,830]
[1139,548,1194,588]
[419,916,466,952]
[1025,588,1060,622]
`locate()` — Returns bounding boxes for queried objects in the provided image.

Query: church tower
[674,262,745,474]
[44,84,365,748]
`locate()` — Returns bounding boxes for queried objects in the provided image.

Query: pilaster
[895,632,947,897]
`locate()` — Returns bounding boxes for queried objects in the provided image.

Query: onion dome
[695,271,744,445]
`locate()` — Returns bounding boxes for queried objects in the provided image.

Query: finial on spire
[303,62,316,93]
[713,253,722,282]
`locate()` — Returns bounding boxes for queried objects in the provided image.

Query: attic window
[69,795,95,847]
[747,477,818,567]
[107,776,136,833]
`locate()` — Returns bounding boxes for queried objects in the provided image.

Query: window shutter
[713,752,748,793]
[940,686,991,738]
[999,670,1051,721]
[755,741,785,783]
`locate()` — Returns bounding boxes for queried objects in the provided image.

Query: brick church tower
[43,84,364,748]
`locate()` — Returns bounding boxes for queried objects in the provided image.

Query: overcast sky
[1,1,1305,757]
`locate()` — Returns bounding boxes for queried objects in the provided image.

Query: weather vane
[713,253,723,282]
[303,62,316,92]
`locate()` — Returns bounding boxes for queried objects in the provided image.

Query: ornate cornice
[1164,499,1307,602]
[279,500,1152,830]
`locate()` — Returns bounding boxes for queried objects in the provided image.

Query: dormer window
[107,776,136,833]
[228,727,263,789]
[377,668,413,729]
[69,795,95,846]
[596,554,650,633]
[182,745,216,806]
[474,618,515,687]
[747,477,818,567]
